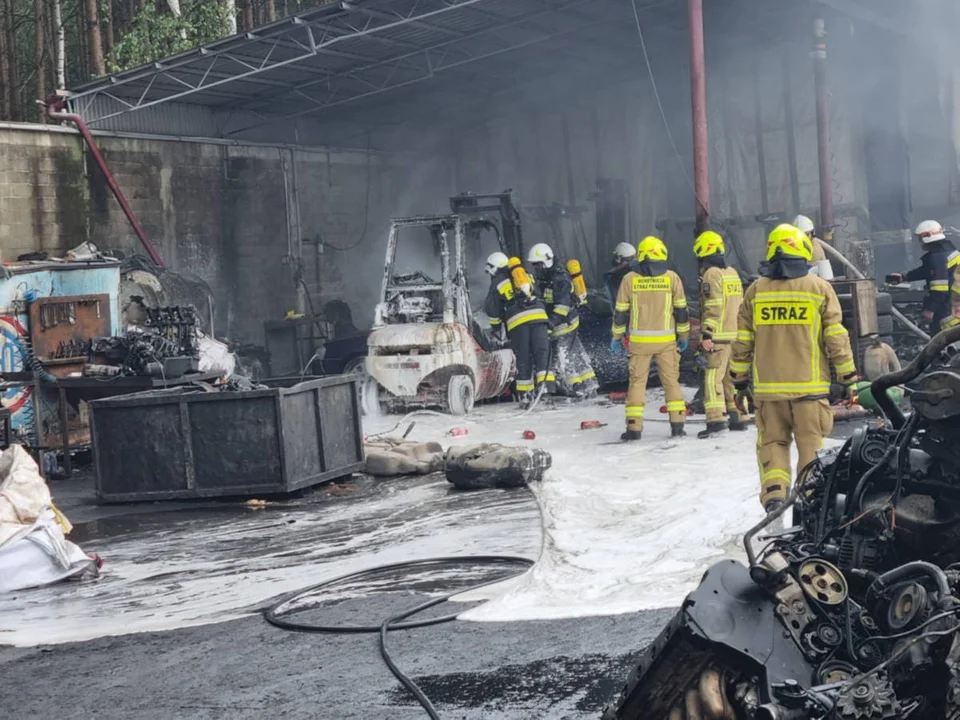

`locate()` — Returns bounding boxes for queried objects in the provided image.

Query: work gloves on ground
[884,272,903,285]
[677,338,689,353]
[610,338,624,355]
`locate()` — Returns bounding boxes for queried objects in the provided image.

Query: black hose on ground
[264,555,534,719]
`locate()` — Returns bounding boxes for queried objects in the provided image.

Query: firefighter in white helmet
[483,252,550,406]
[885,220,960,334]
[528,243,598,398]
[611,236,690,440]
[604,242,641,308]
[792,215,834,280]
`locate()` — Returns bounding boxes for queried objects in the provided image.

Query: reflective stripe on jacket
[484,274,548,332]
[611,269,689,352]
[729,275,856,401]
[699,266,743,343]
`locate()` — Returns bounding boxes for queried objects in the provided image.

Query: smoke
[321,0,960,323]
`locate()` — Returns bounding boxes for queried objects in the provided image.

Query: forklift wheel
[361,375,384,417]
[447,375,475,416]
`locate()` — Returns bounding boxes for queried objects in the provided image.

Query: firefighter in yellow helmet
[692,231,747,438]
[611,236,690,440]
[730,224,857,513]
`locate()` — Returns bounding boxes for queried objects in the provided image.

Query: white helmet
[527,243,554,269]
[792,215,816,235]
[614,242,635,263]
[915,219,946,244]
[485,251,509,276]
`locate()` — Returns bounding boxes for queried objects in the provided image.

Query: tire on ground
[447,374,475,416]
[361,375,383,417]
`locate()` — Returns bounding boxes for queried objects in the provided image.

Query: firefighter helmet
[485,252,509,276]
[693,231,725,259]
[637,236,668,262]
[766,224,813,262]
[792,214,816,235]
[915,219,946,244]
[613,242,635,263]
[527,243,555,269]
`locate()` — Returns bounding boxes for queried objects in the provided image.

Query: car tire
[447,374,475,416]
[361,375,383,417]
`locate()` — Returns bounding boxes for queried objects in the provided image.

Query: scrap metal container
[91,376,364,502]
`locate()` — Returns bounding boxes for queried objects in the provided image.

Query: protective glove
[842,377,861,406]
[921,310,934,322]
[885,272,904,285]
[677,338,689,353]
[733,379,752,416]
[610,338,624,355]
[693,352,708,370]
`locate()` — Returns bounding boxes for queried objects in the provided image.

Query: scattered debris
[445,444,552,490]
[522,430,536,440]
[580,421,606,430]
[364,437,445,476]
[244,499,267,509]
[447,427,469,437]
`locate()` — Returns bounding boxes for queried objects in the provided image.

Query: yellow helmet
[766,224,813,262]
[637,236,668,262]
[693,231,725,259]
[507,256,522,268]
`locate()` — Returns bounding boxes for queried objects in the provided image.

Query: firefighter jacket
[729,274,856,401]
[699,264,743,343]
[604,260,641,308]
[611,268,689,352]
[537,267,580,337]
[904,240,960,330]
[950,261,960,329]
[484,269,548,332]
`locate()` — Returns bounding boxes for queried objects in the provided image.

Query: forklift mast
[449,191,525,259]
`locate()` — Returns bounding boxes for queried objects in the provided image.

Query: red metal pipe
[45,95,165,268]
[688,0,711,234]
[812,17,835,244]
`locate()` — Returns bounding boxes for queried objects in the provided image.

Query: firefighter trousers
[703,344,742,423]
[550,331,598,397]
[510,321,550,393]
[625,344,686,431]
[754,398,833,507]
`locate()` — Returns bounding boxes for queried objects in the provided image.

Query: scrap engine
[603,325,960,719]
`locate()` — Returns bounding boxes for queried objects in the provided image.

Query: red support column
[688,0,710,234]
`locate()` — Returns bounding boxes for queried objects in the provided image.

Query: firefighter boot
[697,422,727,439]
[621,429,642,442]
[728,411,749,431]
[670,422,687,438]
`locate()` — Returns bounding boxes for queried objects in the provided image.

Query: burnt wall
[0,125,447,344]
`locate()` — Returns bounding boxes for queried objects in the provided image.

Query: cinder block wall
[0,125,448,345]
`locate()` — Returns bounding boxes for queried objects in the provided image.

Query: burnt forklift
[361,192,526,416]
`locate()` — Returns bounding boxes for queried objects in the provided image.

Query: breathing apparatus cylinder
[508,257,534,299]
[567,259,587,305]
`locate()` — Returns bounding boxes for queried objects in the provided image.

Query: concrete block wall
[0,125,445,345]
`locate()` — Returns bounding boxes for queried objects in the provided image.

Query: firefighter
[792,215,834,279]
[604,242,641,308]
[610,236,690,440]
[885,220,960,334]
[483,252,550,406]
[528,243,599,398]
[729,224,857,513]
[693,231,748,438]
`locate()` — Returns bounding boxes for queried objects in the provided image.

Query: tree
[84,0,105,77]
[35,0,45,120]
[51,0,65,90]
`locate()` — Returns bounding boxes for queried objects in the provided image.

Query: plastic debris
[580,421,607,430]
[522,430,536,440]
[447,427,469,436]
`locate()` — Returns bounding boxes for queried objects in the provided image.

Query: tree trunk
[242,0,254,32]
[35,0,46,121]
[5,0,21,120]
[53,0,65,89]
[103,0,114,59]
[265,0,275,23]
[0,0,10,119]
[225,0,237,34]
[84,0,105,77]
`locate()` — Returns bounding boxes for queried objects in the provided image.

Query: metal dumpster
[91,375,364,503]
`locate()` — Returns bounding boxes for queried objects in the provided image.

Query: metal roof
[67,0,688,146]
